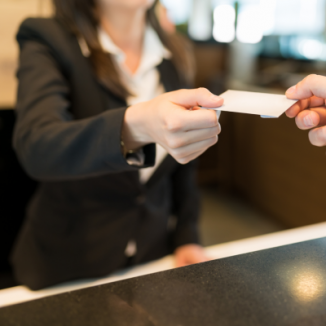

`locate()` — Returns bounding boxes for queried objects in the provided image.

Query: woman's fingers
[124,88,223,161]
[170,136,218,164]
[308,126,326,147]
[175,149,207,165]
[165,107,220,132]
[165,125,221,150]
[164,88,223,131]
[169,88,224,109]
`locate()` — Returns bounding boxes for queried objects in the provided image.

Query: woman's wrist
[122,102,152,151]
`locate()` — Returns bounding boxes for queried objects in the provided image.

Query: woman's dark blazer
[11,18,200,290]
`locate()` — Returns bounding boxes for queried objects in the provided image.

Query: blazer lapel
[157,59,185,92]
[145,155,177,189]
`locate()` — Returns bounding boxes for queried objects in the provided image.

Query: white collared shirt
[79,26,172,258]
[97,26,170,184]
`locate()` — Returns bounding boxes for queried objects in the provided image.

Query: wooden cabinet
[232,113,326,227]
[200,111,326,228]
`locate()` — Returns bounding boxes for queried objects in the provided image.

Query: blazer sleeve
[13,39,155,181]
[171,160,201,249]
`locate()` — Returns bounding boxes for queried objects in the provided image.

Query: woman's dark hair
[52,0,195,99]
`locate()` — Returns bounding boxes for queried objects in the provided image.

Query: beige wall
[0,0,52,108]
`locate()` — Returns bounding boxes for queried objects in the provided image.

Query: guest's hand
[174,244,210,268]
[286,74,326,147]
[123,88,223,164]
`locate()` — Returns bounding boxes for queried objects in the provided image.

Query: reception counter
[1,223,326,325]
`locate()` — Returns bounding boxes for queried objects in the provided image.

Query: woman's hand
[174,244,210,268]
[122,88,223,164]
[286,74,326,147]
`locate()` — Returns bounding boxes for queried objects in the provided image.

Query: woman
[12,0,222,290]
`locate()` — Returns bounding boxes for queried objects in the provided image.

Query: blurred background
[0,0,326,288]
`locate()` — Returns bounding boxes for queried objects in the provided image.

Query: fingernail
[211,94,221,101]
[286,85,296,94]
[303,115,315,127]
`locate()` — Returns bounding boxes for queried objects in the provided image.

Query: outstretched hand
[286,74,326,147]
[123,88,223,164]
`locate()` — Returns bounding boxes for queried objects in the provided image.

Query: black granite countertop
[1,237,326,326]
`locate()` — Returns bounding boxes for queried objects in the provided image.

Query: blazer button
[136,195,146,205]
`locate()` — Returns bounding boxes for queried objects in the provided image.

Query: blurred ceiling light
[236,6,263,44]
[212,5,236,43]
[188,0,212,41]
[299,39,324,60]
[160,0,192,25]
[299,0,318,28]
[260,0,276,36]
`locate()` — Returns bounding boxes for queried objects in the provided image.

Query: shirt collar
[98,25,171,76]
[98,27,125,61]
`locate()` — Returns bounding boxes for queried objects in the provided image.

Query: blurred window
[162,0,326,60]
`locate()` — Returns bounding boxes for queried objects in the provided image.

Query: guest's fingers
[286,96,326,118]
[295,110,320,130]
[295,108,326,130]
[308,126,326,147]
[286,74,326,100]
